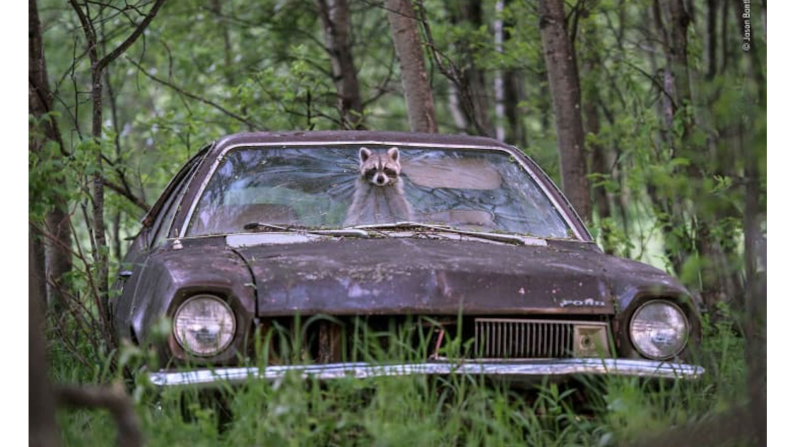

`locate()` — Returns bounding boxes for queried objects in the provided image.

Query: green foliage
[51,316,747,447]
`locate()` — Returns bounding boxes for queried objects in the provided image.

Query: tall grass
[53,314,748,447]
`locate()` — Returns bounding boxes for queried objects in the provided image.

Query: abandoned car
[111,131,704,387]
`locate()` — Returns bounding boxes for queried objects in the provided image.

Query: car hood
[231,237,651,317]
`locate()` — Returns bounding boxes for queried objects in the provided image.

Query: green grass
[52,316,749,447]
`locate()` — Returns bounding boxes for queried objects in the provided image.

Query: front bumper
[148,358,704,388]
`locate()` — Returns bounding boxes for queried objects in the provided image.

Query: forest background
[28,0,767,445]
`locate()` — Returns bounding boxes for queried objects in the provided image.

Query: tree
[67,0,167,327]
[413,0,492,137]
[447,0,494,137]
[29,233,60,447]
[498,0,527,147]
[317,0,366,129]
[29,0,73,311]
[386,0,438,133]
[538,0,591,222]
[579,9,613,253]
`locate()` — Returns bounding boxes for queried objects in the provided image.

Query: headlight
[629,300,688,360]
[173,294,236,356]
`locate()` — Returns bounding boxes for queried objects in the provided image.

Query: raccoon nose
[375,174,387,185]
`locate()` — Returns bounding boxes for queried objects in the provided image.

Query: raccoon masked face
[359,147,401,186]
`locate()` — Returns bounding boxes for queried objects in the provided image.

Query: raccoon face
[359,147,401,186]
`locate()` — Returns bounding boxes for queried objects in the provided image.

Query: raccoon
[344,147,414,226]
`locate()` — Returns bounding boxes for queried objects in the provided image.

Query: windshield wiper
[243,222,369,238]
[349,222,531,245]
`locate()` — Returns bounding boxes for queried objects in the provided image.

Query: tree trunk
[538,0,592,222]
[447,0,494,137]
[69,0,167,334]
[742,105,766,447]
[30,233,61,447]
[647,0,686,275]
[112,210,123,263]
[668,0,693,113]
[100,19,125,265]
[651,0,674,127]
[584,101,610,223]
[30,228,48,312]
[720,0,729,73]
[759,0,766,41]
[91,63,110,324]
[29,0,73,311]
[503,70,525,147]
[596,96,630,250]
[536,71,551,134]
[45,208,73,309]
[580,16,612,252]
[386,0,438,133]
[701,0,720,162]
[686,0,696,24]
[501,0,526,147]
[317,0,366,129]
[582,68,611,252]
[447,81,468,132]
[705,0,718,80]
[669,0,721,304]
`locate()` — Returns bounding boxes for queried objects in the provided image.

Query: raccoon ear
[359,147,372,163]
[387,147,400,163]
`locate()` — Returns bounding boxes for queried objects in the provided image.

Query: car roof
[211,131,517,156]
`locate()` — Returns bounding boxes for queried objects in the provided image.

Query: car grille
[474,318,583,359]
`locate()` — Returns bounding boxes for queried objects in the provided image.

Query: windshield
[187,146,572,238]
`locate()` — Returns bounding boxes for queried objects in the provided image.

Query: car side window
[151,160,201,247]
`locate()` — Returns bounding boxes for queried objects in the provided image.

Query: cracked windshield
[188,146,572,238]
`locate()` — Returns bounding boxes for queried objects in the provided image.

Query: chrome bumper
[148,359,704,388]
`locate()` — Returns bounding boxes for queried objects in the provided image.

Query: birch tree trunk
[538,0,592,222]
[447,82,468,132]
[386,0,438,133]
[493,1,505,142]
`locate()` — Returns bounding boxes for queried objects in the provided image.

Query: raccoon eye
[384,168,397,176]
[364,168,377,177]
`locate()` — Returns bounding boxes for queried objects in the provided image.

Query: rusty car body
[110,131,704,388]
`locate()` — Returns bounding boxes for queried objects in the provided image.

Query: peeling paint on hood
[232,237,623,316]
